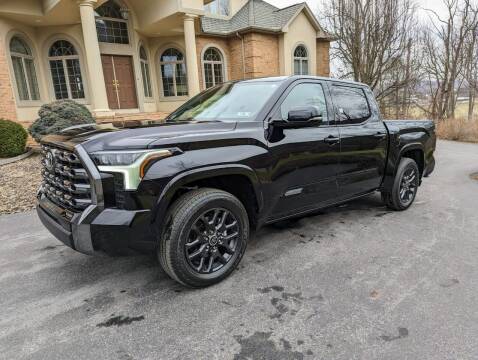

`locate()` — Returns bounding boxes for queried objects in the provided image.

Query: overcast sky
[267,0,448,19]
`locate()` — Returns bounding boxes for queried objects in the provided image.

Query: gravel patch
[0,154,42,215]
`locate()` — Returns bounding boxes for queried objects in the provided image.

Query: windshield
[167,81,280,122]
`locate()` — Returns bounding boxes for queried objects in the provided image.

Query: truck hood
[41,121,238,152]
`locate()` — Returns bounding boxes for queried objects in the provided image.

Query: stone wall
[0,37,17,121]
[316,39,330,77]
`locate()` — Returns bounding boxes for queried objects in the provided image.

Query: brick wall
[195,33,281,88]
[316,40,331,77]
[0,37,17,121]
[195,36,231,91]
[243,33,280,79]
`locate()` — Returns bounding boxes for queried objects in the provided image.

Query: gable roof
[200,0,332,39]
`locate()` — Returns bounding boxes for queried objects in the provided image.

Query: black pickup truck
[37,76,436,287]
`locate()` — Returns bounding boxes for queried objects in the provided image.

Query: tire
[158,188,249,288]
[382,157,420,211]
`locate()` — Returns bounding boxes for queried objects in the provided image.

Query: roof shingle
[201,0,307,35]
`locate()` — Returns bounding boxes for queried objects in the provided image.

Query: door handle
[373,132,387,139]
[324,135,340,145]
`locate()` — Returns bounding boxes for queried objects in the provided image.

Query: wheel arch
[152,164,263,232]
[399,143,425,178]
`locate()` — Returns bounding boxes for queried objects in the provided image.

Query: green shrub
[29,100,95,142]
[0,119,28,158]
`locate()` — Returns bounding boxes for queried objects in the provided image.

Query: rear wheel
[158,188,249,288]
[382,157,420,211]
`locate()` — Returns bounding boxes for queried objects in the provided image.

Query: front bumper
[37,196,155,255]
[37,143,155,256]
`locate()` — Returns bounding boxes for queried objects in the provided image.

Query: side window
[332,85,371,124]
[279,83,328,123]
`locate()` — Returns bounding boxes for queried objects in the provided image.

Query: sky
[267,0,448,19]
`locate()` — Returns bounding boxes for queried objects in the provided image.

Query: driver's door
[266,80,340,220]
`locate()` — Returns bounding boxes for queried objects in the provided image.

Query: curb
[0,149,35,166]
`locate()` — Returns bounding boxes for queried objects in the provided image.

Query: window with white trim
[293,45,309,75]
[9,37,40,101]
[140,46,153,98]
[160,48,188,97]
[203,47,224,89]
[48,40,85,100]
[95,0,129,44]
[204,0,229,16]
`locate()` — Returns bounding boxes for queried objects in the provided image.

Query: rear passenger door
[330,84,388,199]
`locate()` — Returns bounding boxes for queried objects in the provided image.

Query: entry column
[78,0,112,116]
[183,14,201,96]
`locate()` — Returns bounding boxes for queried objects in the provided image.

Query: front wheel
[158,188,249,288]
[382,157,420,211]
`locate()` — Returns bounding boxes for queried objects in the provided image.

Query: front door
[266,80,340,220]
[101,55,138,110]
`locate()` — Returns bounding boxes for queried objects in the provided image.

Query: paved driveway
[1,140,478,360]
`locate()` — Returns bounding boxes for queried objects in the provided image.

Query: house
[0,0,332,126]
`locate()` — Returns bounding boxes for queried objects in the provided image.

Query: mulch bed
[0,154,42,215]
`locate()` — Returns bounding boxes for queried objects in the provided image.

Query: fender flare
[151,164,263,230]
[397,143,425,174]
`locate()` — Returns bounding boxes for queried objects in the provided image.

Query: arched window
[9,36,40,101]
[160,48,188,97]
[203,47,224,89]
[95,0,129,44]
[293,45,309,75]
[140,46,152,98]
[48,40,85,100]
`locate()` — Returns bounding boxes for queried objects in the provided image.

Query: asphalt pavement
[1,140,478,360]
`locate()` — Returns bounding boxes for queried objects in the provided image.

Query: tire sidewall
[168,193,249,286]
[392,158,419,210]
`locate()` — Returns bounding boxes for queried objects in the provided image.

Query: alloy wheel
[185,208,240,274]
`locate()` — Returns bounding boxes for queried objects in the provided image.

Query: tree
[322,0,419,103]
[420,0,478,120]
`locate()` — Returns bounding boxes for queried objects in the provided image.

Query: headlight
[90,151,149,166]
[91,149,174,190]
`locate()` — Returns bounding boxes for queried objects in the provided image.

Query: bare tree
[420,0,478,119]
[322,0,418,103]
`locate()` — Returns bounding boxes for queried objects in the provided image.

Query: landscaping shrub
[436,118,478,143]
[0,119,28,158]
[29,100,95,142]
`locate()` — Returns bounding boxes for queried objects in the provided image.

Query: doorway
[101,55,138,110]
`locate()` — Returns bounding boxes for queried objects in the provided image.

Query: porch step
[95,111,169,125]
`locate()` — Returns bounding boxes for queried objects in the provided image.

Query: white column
[183,14,201,96]
[78,0,112,116]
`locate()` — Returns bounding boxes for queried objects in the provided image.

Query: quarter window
[9,37,40,101]
[139,46,153,98]
[203,47,224,89]
[293,45,309,75]
[160,48,188,97]
[95,1,129,44]
[280,83,328,122]
[48,40,85,100]
[331,86,371,124]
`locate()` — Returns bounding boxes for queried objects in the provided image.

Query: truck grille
[40,145,92,212]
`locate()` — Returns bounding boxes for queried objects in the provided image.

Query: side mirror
[288,106,321,123]
[271,106,323,128]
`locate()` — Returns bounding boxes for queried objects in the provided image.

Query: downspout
[236,32,246,79]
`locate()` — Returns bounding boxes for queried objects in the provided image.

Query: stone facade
[316,40,330,77]
[0,36,17,121]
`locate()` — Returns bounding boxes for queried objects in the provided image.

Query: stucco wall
[281,11,317,76]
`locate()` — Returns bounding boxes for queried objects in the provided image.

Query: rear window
[332,85,371,124]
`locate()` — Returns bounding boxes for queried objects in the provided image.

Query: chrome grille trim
[40,145,93,212]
